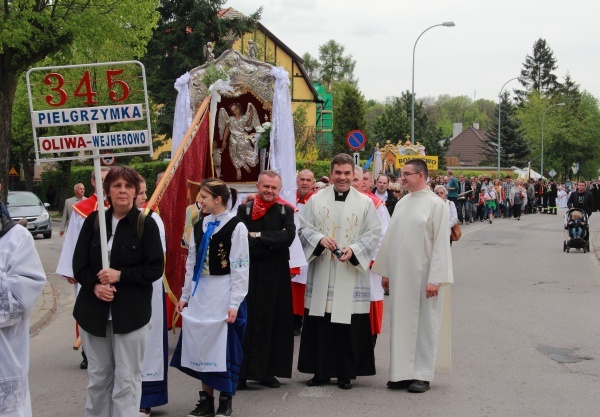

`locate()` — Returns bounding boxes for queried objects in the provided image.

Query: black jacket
[457,181,473,200]
[567,191,595,216]
[73,206,164,337]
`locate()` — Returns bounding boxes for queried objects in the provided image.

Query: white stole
[300,186,380,324]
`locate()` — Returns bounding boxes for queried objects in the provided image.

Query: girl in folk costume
[171,178,249,417]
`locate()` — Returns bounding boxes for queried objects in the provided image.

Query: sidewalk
[29,215,61,334]
[30,280,56,335]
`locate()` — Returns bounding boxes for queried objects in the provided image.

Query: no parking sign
[346,130,367,151]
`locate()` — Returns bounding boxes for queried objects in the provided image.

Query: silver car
[7,191,53,239]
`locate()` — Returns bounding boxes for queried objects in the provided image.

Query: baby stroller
[563,208,590,253]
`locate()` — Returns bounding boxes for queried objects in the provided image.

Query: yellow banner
[395,155,438,170]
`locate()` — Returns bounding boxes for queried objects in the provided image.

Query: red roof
[446,126,489,166]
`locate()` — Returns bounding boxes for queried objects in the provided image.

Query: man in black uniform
[534,179,544,213]
[547,179,558,214]
[237,170,296,389]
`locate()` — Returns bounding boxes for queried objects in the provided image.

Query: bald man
[60,183,86,237]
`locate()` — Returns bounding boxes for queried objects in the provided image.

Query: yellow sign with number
[395,155,438,170]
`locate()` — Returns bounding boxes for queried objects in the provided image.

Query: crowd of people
[14,160,600,416]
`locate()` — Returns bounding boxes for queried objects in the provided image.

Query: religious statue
[218,102,261,180]
[247,39,259,60]
[203,42,215,64]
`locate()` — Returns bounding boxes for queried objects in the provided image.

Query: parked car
[7,191,52,239]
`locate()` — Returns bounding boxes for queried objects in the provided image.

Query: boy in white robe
[0,213,46,416]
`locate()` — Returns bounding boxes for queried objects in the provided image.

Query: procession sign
[26,61,152,163]
[26,61,152,269]
[395,155,438,170]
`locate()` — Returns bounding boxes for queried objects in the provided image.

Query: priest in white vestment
[298,154,381,390]
[0,213,46,417]
[373,158,453,394]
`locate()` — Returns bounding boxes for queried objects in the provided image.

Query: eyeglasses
[400,172,420,178]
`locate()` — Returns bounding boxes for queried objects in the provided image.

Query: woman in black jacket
[73,166,164,417]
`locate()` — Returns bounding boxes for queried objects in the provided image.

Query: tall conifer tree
[515,38,561,103]
[482,92,530,167]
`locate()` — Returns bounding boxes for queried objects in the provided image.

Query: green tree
[331,81,366,156]
[372,97,409,144]
[1,0,158,199]
[370,92,447,168]
[142,1,260,138]
[425,95,496,137]
[302,52,320,82]
[515,38,561,103]
[516,85,600,179]
[481,92,530,167]
[318,40,356,91]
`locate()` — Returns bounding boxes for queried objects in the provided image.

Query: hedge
[40,161,170,206]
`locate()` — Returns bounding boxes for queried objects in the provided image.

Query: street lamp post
[541,102,565,177]
[497,77,523,179]
[411,21,455,144]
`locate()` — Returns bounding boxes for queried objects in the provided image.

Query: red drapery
[158,115,212,327]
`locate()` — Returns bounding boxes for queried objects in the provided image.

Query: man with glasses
[373,159,453,394]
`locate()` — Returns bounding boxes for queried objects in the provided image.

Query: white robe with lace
[0,224,46,417]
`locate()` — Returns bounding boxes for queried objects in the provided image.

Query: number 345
[44,69,130,107]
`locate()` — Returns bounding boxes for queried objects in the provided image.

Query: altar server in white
[135,178,169,416]
[0,211,46,417]
[373,158,453,394]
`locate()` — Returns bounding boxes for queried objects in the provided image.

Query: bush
[40,161,170,202]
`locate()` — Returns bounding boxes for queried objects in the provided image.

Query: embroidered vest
[193,217,242,276]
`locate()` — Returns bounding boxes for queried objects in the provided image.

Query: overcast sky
[234,0,599,103]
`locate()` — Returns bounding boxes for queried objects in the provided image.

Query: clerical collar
[334,189,350,201]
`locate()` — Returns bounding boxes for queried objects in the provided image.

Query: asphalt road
[29,208,600,416]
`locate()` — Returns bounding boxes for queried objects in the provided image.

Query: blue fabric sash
[191,220,220,296]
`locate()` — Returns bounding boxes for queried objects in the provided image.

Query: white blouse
[180,211,249,309]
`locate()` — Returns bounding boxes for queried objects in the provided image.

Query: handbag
[451,222,461,241]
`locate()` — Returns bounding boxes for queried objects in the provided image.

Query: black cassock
[237,201,296,380]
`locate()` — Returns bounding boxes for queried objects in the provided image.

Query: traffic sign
[9,166,19,177]
[353,152,360,167]
[346,130,367,151]
[548,169,557,178]
[101,154,116,166]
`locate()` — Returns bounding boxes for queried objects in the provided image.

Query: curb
[29,280,57,335]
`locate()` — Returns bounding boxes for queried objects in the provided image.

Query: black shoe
[188,391,214,417]
[261,376,281,388]
[488,219,492,224]
[215,394,232,417]
[387,380,412,389]
[80,351,88,369]
[408,380,430,393]
[337,379,353,390]
[237,379,247,390]
[306,375,330,386]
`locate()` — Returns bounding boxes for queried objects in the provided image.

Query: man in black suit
[236,170,296,389]
[456,174,473,224]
